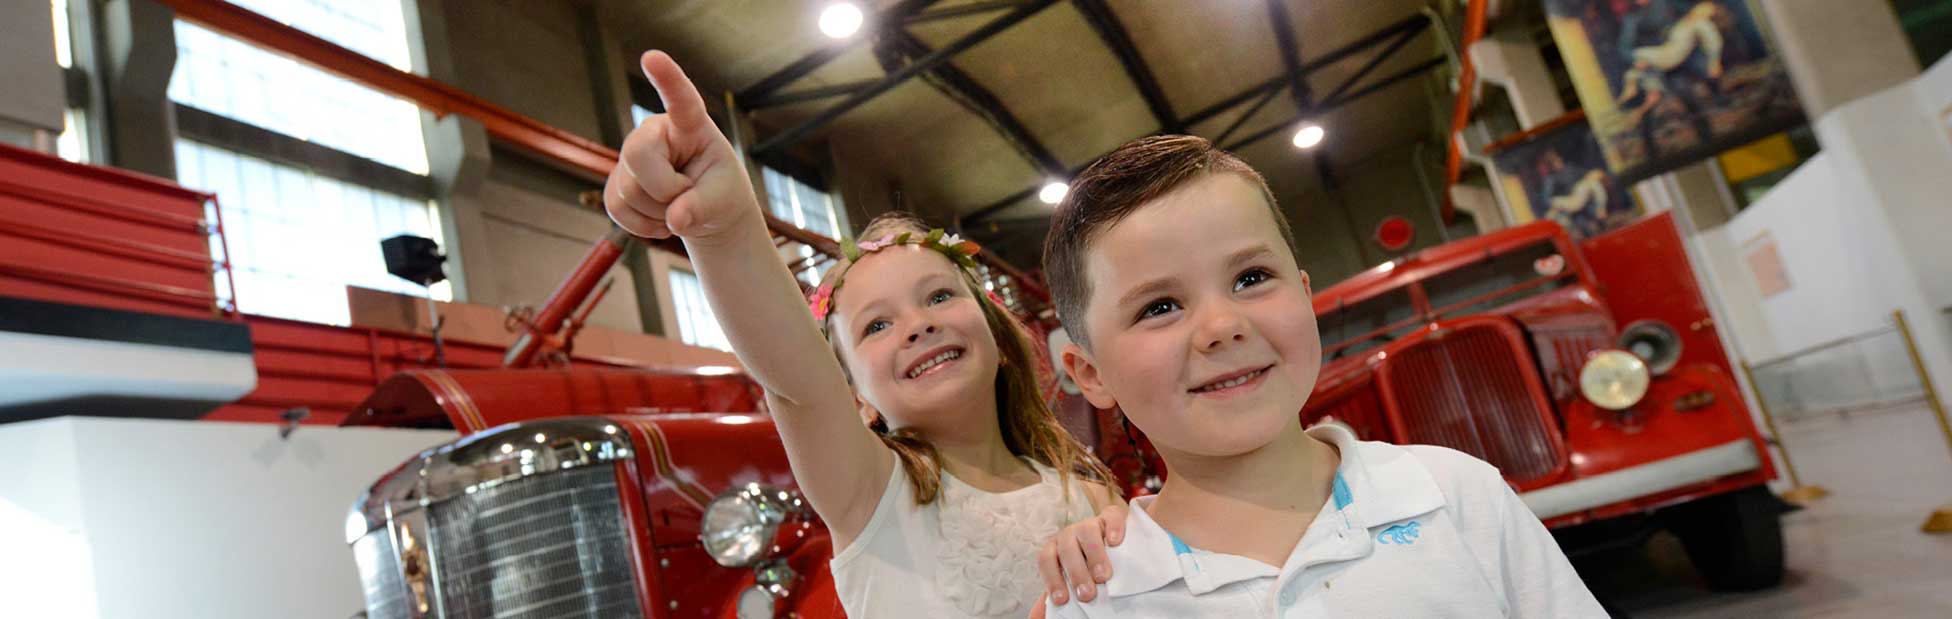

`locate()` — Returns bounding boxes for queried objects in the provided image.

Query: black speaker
[380,234,446,286]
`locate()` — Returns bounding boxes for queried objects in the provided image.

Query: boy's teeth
[1196,368,1261,392]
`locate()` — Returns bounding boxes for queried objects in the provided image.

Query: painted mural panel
[1544,0,1802,182]
[1491,118,1644,239]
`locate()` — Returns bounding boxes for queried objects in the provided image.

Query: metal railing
[1743,322,1925,422]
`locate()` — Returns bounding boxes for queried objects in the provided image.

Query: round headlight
[701,484,789,567]
[1580,349,1651,410]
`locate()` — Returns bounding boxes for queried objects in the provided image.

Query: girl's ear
[1062,342,1118,410]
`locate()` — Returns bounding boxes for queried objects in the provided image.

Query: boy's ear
[1301,269,1313,297]
[1061,342,1118,410]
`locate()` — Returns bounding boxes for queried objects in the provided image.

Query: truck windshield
[1422,240,1571,318]
[1319,288,1416,361]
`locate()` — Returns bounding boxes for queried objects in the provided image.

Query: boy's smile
[1064,173,1323,458]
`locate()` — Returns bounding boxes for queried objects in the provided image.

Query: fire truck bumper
[1521,439,1762,520]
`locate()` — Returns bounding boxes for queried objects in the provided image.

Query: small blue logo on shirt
[1378,521,1422,545]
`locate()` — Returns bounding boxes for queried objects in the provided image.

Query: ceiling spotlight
[1291,124,1325,149]
[1038,181,1069,205]
[818,3,865,39]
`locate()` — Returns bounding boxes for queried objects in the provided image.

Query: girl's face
[829,247,1002,431]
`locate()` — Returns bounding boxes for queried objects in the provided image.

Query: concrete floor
[1574,405,1952,618]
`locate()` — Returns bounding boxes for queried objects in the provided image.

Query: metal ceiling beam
[1319,20,1426,105]
[905,0,1035,24]
[879,31,1063,173]
[1072,0,1179,132]
[749,0,1057,159]
[1220,56,1446,152]
[734,0,940,103]
[1178,13,1429,129]
[744,78,879,110]
[1214,87,1282,147]
[960,13,1433,227]
[1263,0,1313,107]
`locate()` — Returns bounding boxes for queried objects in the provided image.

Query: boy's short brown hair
[1042,134,1297,348]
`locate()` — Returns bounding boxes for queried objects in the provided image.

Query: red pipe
[1441,0,1490,222]
[503,227,633,367]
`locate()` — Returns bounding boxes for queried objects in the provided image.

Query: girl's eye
[928,289,953,305]
[863,319,891,336]
[1137,299,1180,321]
[1234,268,1273,292]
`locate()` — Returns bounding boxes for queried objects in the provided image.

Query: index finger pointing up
[640,51,712,132]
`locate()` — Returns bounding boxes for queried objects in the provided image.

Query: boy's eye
[1137,299,1180,321]
[1234,268,1273,291]
[928,289,953,305]
[863,319,891,336]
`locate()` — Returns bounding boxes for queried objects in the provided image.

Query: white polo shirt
[1046,424,1606,618]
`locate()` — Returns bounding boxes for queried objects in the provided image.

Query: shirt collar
[1098,423,1448,598]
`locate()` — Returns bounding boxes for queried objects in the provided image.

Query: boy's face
[1062,173,1322,458]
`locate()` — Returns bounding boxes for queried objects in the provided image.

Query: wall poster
[1543,0,1803,183]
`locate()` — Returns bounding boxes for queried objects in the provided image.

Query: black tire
[1664,485,1786,591]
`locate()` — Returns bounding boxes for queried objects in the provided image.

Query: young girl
[605,51,1117,618]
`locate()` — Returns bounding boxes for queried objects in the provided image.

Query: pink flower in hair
[857,234,897,253]
[808,283,835,322]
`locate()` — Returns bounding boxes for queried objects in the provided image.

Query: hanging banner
[1490,117,1644,239]
[1542,0,1802,183]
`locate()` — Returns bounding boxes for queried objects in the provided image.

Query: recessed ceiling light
[1038,181,1069,205]
[819,3,865,39]
[1291,124,1325,149]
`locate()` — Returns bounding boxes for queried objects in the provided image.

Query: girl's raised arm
[603,51,891,541]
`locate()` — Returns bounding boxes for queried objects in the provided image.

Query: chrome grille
[1382,325,1565,482]
[425,466,642,619]
[354,529,410,619]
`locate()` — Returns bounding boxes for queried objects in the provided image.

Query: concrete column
[0,0,66,152]
[423,114,492,304]
[1468,29,1566,130]
[1758,0,1920,119]
[100,0,179,179]
[1448,184,1507,233]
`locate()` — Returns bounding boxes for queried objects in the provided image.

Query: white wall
[0,417,455,619]
[1691,54,1952,400]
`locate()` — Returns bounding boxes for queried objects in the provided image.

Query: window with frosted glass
[167,4,427,174]
[50,0,88,163]
[667,269,730,352]
[174,140,450,326]
[762,167,842,287]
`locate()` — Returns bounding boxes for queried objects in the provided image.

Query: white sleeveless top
[831,458,1096,618]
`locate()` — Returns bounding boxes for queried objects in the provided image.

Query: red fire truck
[1298,212,1783,590]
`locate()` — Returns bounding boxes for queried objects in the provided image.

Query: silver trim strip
[1521,439,1761,520]
[346,416,635,542]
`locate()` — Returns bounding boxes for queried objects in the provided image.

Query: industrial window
[168,18,428,174]
[174,140,450,326]
[762,166,842,287]
[163,0,447,326]
[667,269,731,352]
[50,0,88,164]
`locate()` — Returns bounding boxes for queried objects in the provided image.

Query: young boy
[1040,135,1605,617]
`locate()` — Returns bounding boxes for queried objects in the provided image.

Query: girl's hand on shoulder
[604,51,758,246]
[1035,502,1128,608]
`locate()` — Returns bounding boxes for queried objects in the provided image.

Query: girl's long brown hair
[820,213,1116,505]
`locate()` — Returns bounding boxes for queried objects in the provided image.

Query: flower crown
[808,228,985,323]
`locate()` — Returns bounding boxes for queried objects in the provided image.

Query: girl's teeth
[908,350,961,378]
